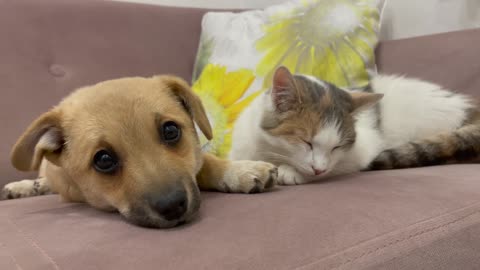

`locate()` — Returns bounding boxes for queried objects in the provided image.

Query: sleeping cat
[229,66,480,185]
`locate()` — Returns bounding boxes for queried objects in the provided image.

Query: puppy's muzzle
[125,180,200,228]
[147,186,188,221]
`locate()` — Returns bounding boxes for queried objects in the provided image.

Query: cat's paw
[223,161,278,193]
[277,165,307,185]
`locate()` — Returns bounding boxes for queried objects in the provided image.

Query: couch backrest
[0,0,208,184]
[376,28,480,98]
[1,0,479,186]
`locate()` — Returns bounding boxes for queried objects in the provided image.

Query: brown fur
[266,110,323,143]
[264,68,381,149]
[3,75,277,228]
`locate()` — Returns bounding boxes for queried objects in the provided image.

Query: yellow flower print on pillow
[192,0,384,156]
[256,0,381,88]
[192,64,263,157]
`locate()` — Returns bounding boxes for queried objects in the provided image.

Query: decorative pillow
[192,0,386,157]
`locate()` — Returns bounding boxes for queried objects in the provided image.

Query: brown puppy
[2,75,277,228]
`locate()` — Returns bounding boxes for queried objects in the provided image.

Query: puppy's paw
[277,165,307,185]
[224,161,278,193]
[1,179,51,200]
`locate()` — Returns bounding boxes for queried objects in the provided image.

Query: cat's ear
[271,66,300,112]
[350,91,383,114]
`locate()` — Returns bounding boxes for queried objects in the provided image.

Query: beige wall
[114,0,480,40]
[381,0,480,40]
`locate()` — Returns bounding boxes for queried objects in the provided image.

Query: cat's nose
[312,167,325,175]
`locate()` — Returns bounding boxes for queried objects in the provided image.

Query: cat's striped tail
[368,117,480,170]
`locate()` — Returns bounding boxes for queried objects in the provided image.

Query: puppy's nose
[149,189,188,221]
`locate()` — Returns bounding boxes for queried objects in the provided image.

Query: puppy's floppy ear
[11,110,64,171]
[160,75,213,140]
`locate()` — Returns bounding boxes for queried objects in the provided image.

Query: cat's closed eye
[302,139,313,149]
[331,145,342,152]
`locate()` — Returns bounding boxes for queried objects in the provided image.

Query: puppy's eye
[93,150,119,174]
[162,121,181,144]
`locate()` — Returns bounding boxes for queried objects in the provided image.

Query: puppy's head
[11,75,212,228]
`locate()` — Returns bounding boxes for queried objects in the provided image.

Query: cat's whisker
[257,151,311,173]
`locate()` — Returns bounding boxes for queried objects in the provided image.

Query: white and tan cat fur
[230,67,479,185]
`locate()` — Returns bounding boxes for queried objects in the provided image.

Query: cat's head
[260,66,383,179]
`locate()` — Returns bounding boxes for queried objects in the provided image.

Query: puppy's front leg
[1,177,53,200]
[197,153,278,193]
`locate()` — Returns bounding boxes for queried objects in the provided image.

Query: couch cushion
[376,28,480,98]
[1,164,480,270]
[190,0,385,158]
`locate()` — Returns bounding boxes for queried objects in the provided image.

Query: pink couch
[1,0,480,269]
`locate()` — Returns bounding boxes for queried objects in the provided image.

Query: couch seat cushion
[1,165,480,270]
